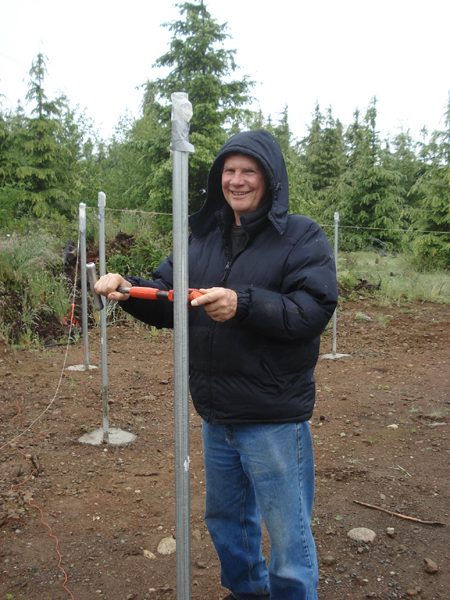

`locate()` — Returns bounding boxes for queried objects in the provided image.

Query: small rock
[143,549,156,559]
[406,586,421,597]
[423,557,438,574]
[157,536,177,555]
[322,554,336,566]
[347,527,376,543]
[195,559,208,569]
[386,527,395,537]
[387,424,399,429]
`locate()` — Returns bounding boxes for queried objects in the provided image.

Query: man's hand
[191,287,237,322]
[94,273,131,302]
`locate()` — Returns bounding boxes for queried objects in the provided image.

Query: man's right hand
[94,273,131,302]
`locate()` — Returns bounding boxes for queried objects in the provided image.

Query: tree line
[0,1,448,270]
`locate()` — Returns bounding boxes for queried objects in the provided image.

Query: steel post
[171,92,194,600]
[79,203,90,369]
[332,211,339,355]
[98,191,110,443]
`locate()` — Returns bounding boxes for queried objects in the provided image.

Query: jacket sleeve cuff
[234,290,251,321]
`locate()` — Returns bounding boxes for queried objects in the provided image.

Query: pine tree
[12,54,76,220]
[387,130,424,223]
[299,105,345,224]
[410,102,450,269]
[338,99,404,251]
[123,0,255,214]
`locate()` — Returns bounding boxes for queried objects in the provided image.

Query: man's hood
[190,129,289,236]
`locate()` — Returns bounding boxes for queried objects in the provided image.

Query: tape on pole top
[171,92,195,153]
[79,203,86,233]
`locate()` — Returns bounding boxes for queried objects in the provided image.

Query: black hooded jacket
[121,129,338,424]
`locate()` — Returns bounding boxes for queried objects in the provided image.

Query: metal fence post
[79,203,90,369]
[332,211,339,355]
[171,91,195,600]
[67,203,98,372]
[321,211,350,361]
[98,191,110,443]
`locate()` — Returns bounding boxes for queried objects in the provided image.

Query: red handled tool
[86,263,204,311]
[117,286,204,303]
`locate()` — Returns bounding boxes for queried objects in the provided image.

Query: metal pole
[98,191,110,443]
[79,203,90,369]
[332,211,339,356]
[321,211,350,361]
[171,92,194,600]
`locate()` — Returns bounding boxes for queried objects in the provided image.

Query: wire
[82,204,449,236]
[319,222,450,235]
[10,448,75,599]
[86,205,172,217]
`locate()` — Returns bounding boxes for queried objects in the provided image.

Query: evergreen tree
[0,54,105,228]
[410,102,450,269]
[264,107,311,218]
[387,130,424,222]
[123,0,255,214]
[300,105,345,224]
[338,99,404,251]
[0,105,29,227]
[11,54,77,220]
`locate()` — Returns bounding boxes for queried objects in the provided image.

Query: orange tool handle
[118,286,203,303]
[118,286,164,300]
[188,289,204,301]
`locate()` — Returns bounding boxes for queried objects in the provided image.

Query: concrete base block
[320,353,351,360]
[78,427,137,446]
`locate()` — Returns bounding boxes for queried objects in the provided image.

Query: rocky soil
[1,299,449,599]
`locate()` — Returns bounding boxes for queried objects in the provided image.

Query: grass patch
[0,232,71,346]
[338,252,450,304]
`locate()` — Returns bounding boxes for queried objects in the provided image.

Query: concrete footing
[78,427,137,446]
[320,353,351,360]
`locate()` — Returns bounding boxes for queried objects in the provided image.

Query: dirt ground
[1,299,449,600]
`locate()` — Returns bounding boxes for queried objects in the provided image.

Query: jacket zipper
[207,257,233,421]
[221,259,232,285]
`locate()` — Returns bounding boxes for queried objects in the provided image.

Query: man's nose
[230,171,244,185]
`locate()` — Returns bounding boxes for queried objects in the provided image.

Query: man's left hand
[191,287,237,322]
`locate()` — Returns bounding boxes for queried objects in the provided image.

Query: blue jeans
[202,420,318,600]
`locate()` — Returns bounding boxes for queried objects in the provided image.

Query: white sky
[1,0,448,142]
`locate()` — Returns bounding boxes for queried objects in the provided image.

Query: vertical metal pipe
[171,92,194,600]
[332,211,340,356]
[79,203,90,369]
[98,191,109,443]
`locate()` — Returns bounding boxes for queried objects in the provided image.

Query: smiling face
[221,154,267,225]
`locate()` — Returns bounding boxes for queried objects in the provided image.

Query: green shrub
[107,234,168,278]
[410,234,450,272]
[0,232,71,346]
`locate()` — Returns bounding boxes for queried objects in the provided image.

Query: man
[95,129,338,599]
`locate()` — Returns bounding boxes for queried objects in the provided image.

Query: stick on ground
[352,500,446,526]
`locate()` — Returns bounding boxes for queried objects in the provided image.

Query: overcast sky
[1,0,448,142]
